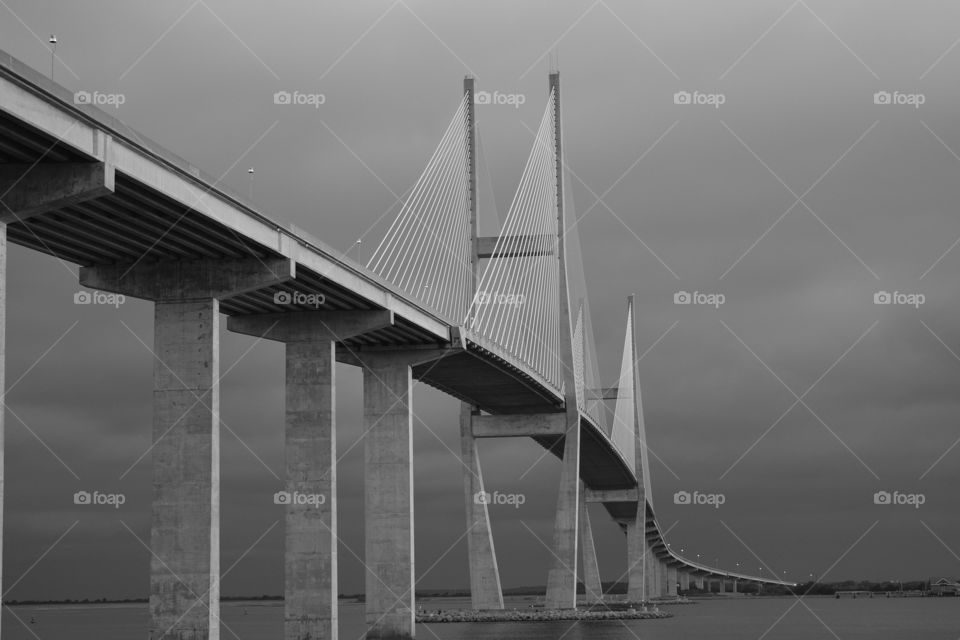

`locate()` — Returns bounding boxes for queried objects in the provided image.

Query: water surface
[5,595,958,639]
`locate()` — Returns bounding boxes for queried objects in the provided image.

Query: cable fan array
[367,95,473,322]
[465,91,564,391]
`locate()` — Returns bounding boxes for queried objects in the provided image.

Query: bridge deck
[0,48,639,494]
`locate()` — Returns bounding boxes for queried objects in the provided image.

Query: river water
[4,595,959,639]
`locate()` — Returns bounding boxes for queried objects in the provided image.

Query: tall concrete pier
[81,258,294,639]
[229,310,393,640]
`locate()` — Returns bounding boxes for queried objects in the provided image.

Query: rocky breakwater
[416,607,672,623]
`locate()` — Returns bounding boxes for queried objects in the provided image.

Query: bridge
[0,48,794,640]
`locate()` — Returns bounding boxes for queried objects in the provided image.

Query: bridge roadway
[0,48,792,638]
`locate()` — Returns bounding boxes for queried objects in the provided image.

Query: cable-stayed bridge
[0,49,793,640]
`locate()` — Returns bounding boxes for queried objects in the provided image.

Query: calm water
[4,596,959,639]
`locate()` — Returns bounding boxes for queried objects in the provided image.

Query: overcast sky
[2,0,960,600]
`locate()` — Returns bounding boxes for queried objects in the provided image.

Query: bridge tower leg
[459,404,504,610]
[667,566,677,597]
[543,70,585,611]
[460,77,505,612]
[578,484,603,604]
[624,295,651,604]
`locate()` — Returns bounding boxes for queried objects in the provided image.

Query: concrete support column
[228,310,394,640]
[666,566,677,597]
[151,298,221,640]
[459,404,503,610]
[578,486,603,605]
[659,560,669,596]
[79,258,294,640]
[732,579,738,594]
[695,575,704,590]
[544,407,582,610]
[646,545,660,597]
[679,571,690,591]
[626,521,645,602]
[284,339,337,640]
[719,578,726,594]
[363,358,415,639]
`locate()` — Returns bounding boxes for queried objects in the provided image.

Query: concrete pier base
[151,299,221,640]
[363,357,415,639]
[679,571,690,591]
[695,575,704,590]
[459,404,503,610]
[719,579,726,594]
[578,487,603,604]
[732,579,738,594]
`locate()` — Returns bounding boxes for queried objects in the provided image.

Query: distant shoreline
[6,579,944,607]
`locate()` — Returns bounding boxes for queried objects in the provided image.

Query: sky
[2,0,960,601]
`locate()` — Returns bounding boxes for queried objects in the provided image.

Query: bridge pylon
[542,70,588,611]
[458,77,506,612]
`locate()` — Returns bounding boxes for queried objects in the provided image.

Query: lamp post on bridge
[48,35,57,79]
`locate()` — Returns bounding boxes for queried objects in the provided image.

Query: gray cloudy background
[2,0,960,600]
